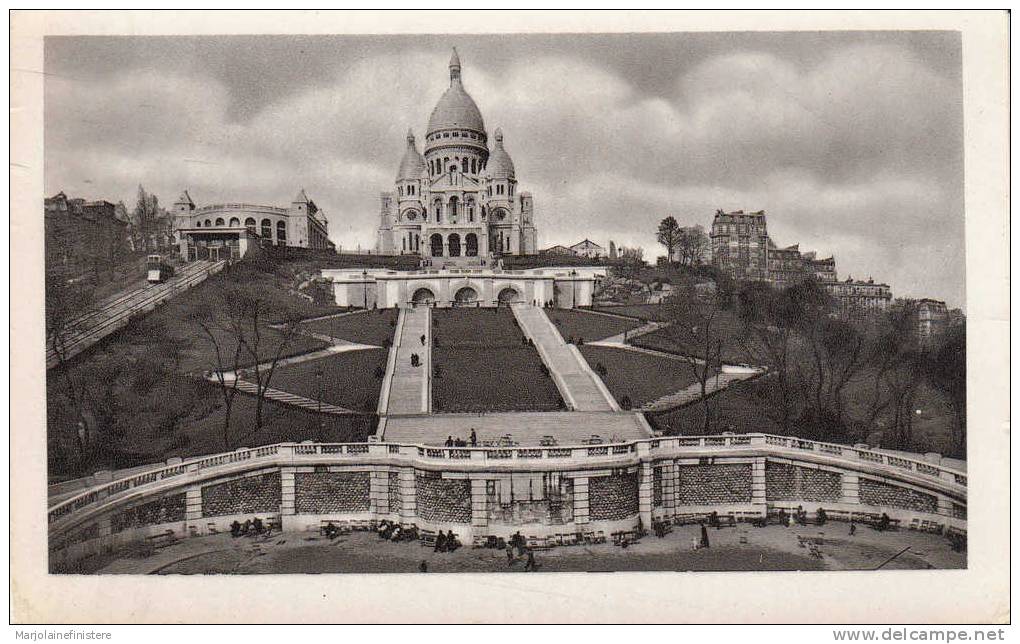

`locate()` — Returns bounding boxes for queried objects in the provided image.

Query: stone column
[280,467,297,531]
[184,486,203,534]
[399,468,417,524]
[662,461,677,519]
[751,457,768,512]
[370,469,389,518]
[637,462,654,530]
[573,477,590,526]
[841,472,860,505]
[937,495,954,518]
[470,478,488,533]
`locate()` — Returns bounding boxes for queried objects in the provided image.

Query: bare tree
[674,225,710,268]
[664,279,728,433]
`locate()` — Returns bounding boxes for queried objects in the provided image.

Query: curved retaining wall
[48,434,967,570]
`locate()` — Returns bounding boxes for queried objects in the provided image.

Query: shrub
[620,395,633,410]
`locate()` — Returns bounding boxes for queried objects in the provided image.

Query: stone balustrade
[47,433,967,570]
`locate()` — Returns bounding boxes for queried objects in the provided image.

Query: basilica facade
[376,49,538,260]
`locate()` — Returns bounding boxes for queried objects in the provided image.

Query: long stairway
[379,306,431,416]
[511,304,617,412]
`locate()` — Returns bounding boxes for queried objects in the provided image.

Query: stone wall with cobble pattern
[388,471,402,512]
[295,471,370,514]
[415,472,471,524]
[201,471,282,517]
[653,467,663,507]
[589,472,639,521]
[859,478,937,513]
[765,462,842,503]
[677,464,752,505]
[110,492,186,533]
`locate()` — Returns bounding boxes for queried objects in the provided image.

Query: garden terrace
[431,308,563,412]
[252,348,388,412]
[578,345,706,409]
[544,308,642,343]
[630,308,755,364]
[298,309,398,346]
[591,304,673,322]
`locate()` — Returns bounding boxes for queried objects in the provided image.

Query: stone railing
[48,433,966,531]
[194,203,288,214]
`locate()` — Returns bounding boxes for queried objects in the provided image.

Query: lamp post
[363,270,369,309]
[316,367,324,432]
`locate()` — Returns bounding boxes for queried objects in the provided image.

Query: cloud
[44,37,964,306]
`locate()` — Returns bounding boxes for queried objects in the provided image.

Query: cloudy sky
[44,32,964,307]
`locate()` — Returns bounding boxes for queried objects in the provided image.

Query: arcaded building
[173,189,334,261]
[377,49,538,261]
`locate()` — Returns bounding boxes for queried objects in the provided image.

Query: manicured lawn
[591,304,673,322]
[432,308,526,347]
[432,347,563,412]
[299,309,398,346]
[177,325,328,374]
[259,349,387,411]
[579,345,705,409]
[544,308,641,343]
[630,309,755,364]
[430,308,563,412]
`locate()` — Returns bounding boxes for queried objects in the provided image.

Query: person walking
[470,429,477,447]
[525,549,537,572]
[506,542,515,567]
[420,334,426,345]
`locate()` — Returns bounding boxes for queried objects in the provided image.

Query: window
[195,221,201,227]
[215,218,225,226]
[229,217,240,227]
[244,217,256,232]
[261,218,272,238]
[471,158,477,174]
[276,221,287,242]
[204,219,211,227]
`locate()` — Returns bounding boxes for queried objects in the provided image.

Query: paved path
[638,371,760,412]
[381,411,652,446]
[230,380,356,414]
[211,342,378,382]
[591,320,666,346]
[511,305,617,412]
[380,307,431,416]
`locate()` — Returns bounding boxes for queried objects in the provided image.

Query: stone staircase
[511,305,618,412]
[639,371,763,412]
[380,306,431,416]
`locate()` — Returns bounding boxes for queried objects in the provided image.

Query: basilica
[376,49,538,261]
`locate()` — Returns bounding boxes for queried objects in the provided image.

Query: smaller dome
[396,129,427,181]
[487,128,515,180]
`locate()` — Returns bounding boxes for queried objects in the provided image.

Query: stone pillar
[399,468,417,524]
[751,457,767,511]
[637,462,654,530]
[841,472,860,505]
[370,469,389,518]
[280,467,297,530]
[184,486,203,534]
[471,478,488,532]
[573,477,590,526]
[662,461,677,518]
[937,495,954,518]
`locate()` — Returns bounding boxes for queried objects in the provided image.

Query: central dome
[426,48,486,136]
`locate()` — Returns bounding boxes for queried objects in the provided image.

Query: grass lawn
[630,309,754,364]
[591,304,673,322]
[579,345,705,409]
[432,308,526,347]
[298,309,398,345]
[259,349,387,411]
[430,308,562,412]
[432,347,563,412]
[544,308,641,343]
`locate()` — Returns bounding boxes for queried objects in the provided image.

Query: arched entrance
[465,233,478,257]
[430,233,444,257]
[411,288,436,306]
[454,286,478,306]
[448,233,461,257]
[497,287,521,306]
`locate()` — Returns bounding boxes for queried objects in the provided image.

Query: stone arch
[229,217,240,227]
[449,196,459,219]
[447,233,461,257]
[411,287,436,305]
[465,233,478,257]
[454,286,478,305]
[261,218,272,238]
[244,217,256,232]
[497,287,521,306]
[215,217,225,226]
[430,233,444,257]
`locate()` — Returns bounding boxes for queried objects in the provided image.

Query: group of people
[230,518,271,538]
[444,429,478,447]
[433,530,461,553]
[505,531,537,571]
[376,520,415,542]
[410,353,422,367]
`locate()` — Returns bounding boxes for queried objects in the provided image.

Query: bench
[526,536,554,551]
[674,513,711,526]
[581,530,606,545]
[145,530,177,549]
[320,520,351,537]
[612,530,641,546]
[419,530,437,548]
